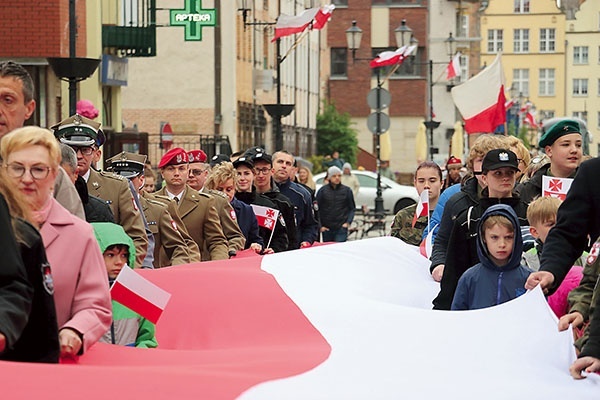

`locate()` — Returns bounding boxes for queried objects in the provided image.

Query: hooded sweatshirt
[451,204,533,311]
[91,222,157,348]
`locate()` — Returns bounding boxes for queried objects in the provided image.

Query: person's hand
[570,356,600,379]
[524,271,555,293]
[59,328,82,359]
[262,247,274,255]
[431,265,444,282]
[250,243,262,253]
[320,227,329,233]
[300,241,312,248]
[558,312,584,332]
[342,223,349,228]
[0,333,5,353]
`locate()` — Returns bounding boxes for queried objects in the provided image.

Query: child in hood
[92,222,157,348]
[451,204,533,310]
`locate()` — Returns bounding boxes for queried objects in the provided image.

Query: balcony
[102,0,157,57]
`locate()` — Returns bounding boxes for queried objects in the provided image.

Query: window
[330,48,347,77]
[513,69,529,97]
[332,0,348,5]
[487,29,503,53]
[457,14,469,38]
[573,79,588,96]
[572,111,587,123]
[539,110,555,120]
[539,68,555,96]
[514,0,530,13]
[459,54,468,82]
[514,29,529,53]
[540,28,556,52]
[573,46,589,64]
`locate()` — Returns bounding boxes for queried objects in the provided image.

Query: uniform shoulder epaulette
[195,191,211,199]
[151,193,172,202]
[99,170,125,181]
[207,189,228,200]
[146,197,168,208]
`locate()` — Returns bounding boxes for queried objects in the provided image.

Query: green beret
[539,119,581,148]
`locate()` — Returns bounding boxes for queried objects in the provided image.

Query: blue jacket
[451,204,532,311]
[276,179,319,244]
[231,197,264,249]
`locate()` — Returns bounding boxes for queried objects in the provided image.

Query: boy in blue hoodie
[92,222,157,348]
[451,204,533,310]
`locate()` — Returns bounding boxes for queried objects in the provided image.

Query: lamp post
[237,0,294,151]
[345,20,410,215]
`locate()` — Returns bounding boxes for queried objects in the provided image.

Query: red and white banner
[369,45,416,68]
[542,176,574,200]
[446,52,461,80]
[272,5,335,41]
[110,266,171,324]
[0,238,597,399]
[251,204,279,230]
[451,53,506,134]
[412,189,429,228]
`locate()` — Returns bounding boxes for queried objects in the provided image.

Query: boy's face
[104,246,129,279]
[530,219,556,243]
[484,223,514,266]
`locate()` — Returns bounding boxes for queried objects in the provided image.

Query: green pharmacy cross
[170,0,216,41]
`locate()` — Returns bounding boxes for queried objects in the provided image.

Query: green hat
[51,114,105,147]
[539,119,581,148]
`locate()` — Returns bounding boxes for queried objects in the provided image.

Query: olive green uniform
[206,189,246,255]
[390,204,429,246]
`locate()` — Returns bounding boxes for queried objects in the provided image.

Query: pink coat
[40,198,112,353]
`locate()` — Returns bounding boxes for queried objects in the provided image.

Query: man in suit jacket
[155,148,228,261]
[52,114,148,268]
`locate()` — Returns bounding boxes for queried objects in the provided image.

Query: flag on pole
[369,45,416,68]
[419,223,438,259]
[251,204,280,230]
[110,266,172,324]
[446,52,461,80]
[451,53,506,134]
[272,5,335,42]
[412,189,429,228]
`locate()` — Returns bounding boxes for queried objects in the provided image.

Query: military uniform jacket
[87,168,148,267]
[139,194,191,268]
[390,204,429,246]
[156,185,228,261]
[206,189,246,254]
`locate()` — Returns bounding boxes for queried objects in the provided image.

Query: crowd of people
[0,59,598,379]
[389,121,600,378]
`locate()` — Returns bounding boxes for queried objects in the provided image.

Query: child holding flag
[390,162,442,246]
[92,222,157,348]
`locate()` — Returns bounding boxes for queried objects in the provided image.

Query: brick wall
[123,108,215,135]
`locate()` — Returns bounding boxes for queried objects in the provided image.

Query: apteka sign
[170,0,216,41]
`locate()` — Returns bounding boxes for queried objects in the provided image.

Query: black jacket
[316,182,355,231]
[3,219,59,363]
[432,192,529,310]
[257,183,298,250]
[540,157,600,292]
[515,163,550,205]
[75,176,115,223]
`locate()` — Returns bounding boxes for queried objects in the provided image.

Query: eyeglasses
[189,169,206,176]
[72,146,95,156]
[255,167,271,175]
[4,163,52,180]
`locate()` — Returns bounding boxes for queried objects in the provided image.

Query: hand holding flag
[412,189,429,228]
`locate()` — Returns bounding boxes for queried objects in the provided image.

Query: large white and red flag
[451,53,506,134]
[369,45,416,68]
[0,238,598,398]
[446,52,461,80]
[272,5,335,42]
[412,189,429,228]
[110,266,171,324]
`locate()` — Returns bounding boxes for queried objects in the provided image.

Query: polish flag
[370,45,416,68]
[504,98,515,111]
[272,5,335,41]
[446,52,461,80]
[451,53,507,134]
[523,111,539,128]
[412,189,429,228]
[110,266,171,324]
[251,204,279,231]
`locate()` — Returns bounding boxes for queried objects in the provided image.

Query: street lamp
[237,0,294,151]
[345,20,408,215]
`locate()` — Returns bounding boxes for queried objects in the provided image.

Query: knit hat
[342,162,352,171]
[328,166,342,176]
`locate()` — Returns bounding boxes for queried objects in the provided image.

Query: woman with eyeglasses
[1,126,111,360]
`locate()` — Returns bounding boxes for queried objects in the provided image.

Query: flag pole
[281,29,310,62]
[266,221,277,250]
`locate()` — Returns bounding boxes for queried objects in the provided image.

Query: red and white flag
[369,45,416,68]
[412,189,429,228]
[451,53,506,134]
[446,52,461,80]
[110,266,171,324]
[542,176,573,200]
[251,204,280,230]
[504,98,515,111]
[272,5,335,41]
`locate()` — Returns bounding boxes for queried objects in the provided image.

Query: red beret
[446,156,462,167]
[187,149,207,163]
[158,147,189,169]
